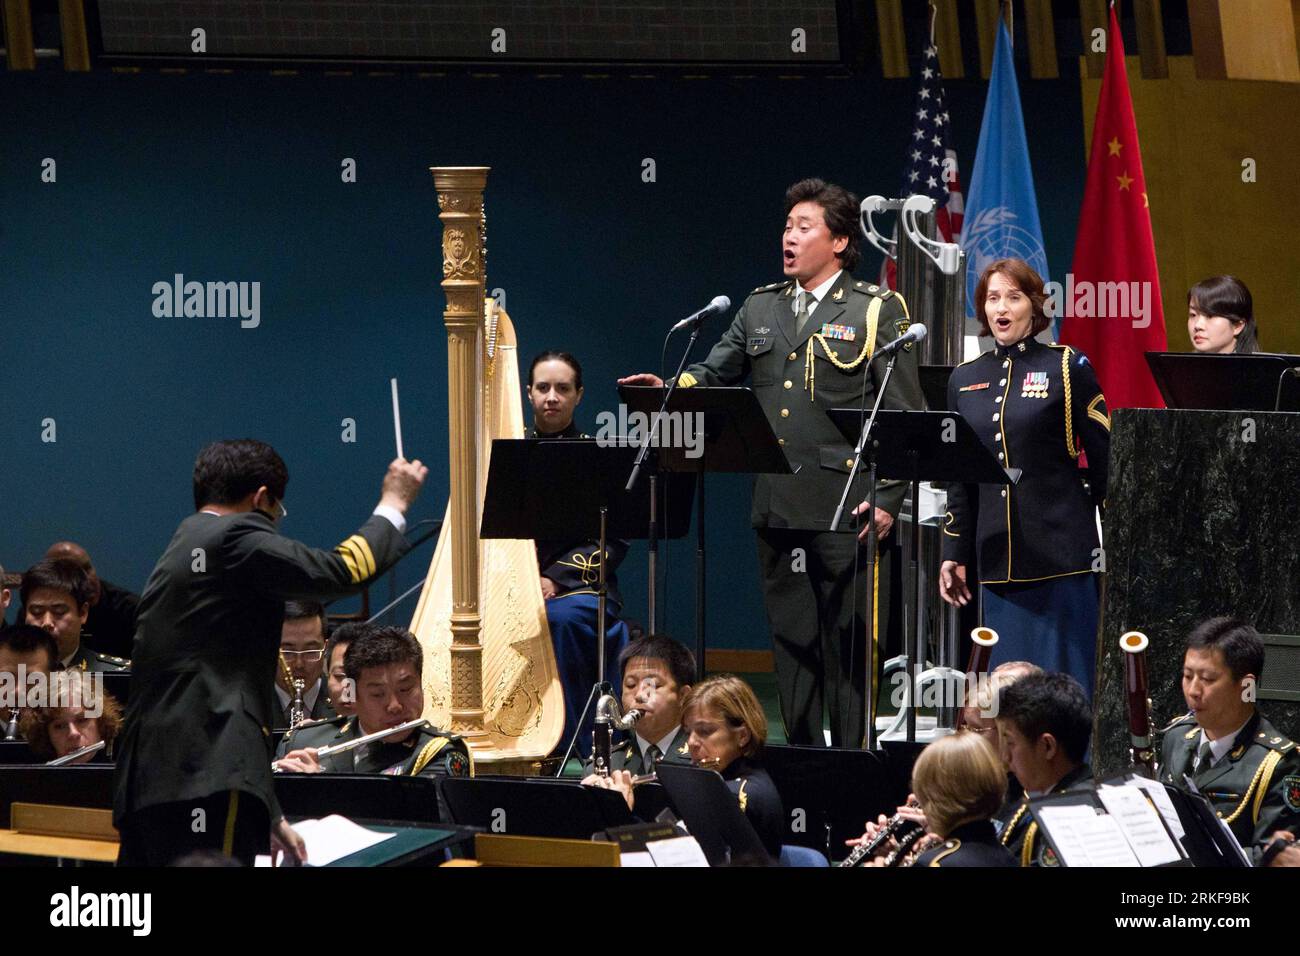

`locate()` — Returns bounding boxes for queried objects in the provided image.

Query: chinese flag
[1060,6,1166,409]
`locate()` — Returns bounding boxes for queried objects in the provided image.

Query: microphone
[670,295,731,333]
[873,322,927,359]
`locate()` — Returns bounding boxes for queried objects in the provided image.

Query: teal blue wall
[0,65,1084,649]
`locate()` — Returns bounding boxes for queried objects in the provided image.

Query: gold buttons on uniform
[788,352,797,361]
[846,459,854,468]
[993,413,1000,421]
[995,396,1003,404]
[999,379,1007,386]
[778,438,786,446]
[784,380,793,389]
[1001,489,1007,498]
[781,409,790,418]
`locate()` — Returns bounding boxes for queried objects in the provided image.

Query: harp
[408,167,564,771]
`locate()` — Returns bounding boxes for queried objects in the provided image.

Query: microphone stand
[830,350,900,751]
[626,321,706,635]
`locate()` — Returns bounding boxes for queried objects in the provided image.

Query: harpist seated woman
[527,350,630,757]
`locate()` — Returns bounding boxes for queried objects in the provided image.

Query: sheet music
[1122,775,1186,840]
[619,851,656,867]
[1097,785,1183,866]
[291,815,396,867]
[644,836,710,867]
[1037,805,1141,867]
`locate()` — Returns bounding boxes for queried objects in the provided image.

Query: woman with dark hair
[938,259,1111,699]
[527,350,630,759]
[1187,275,1258,354]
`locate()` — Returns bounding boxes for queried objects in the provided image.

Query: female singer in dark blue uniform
[528,350,630,756]
[938,259,1110,699]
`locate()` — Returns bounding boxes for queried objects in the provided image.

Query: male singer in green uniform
[620,179,924,746]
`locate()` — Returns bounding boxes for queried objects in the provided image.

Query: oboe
[838,799,922,868]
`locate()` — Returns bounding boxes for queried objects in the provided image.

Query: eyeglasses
[280,649,324,663]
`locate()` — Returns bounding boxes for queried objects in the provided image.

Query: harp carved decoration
[409,167,564,769]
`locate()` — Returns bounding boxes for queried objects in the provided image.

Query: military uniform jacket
[678,272,925,531]
[914,819,1015,867]
[1159,710,1300,861]
[276,716,472,777]
[999,762,1094,867]
[83,578,140,660]
[113,511,409,826]
[583,727,692,776]
[66,644,130,673]
[722,755,785,860]
[531,422,629,608]
[942,337,1110,583]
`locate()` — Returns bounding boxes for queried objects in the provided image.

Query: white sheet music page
[291,815,396,867]
[1097,785,1183,866]
[644,836,710,867]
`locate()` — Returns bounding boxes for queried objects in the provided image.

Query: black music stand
[1146,351,1300,412]
[763,744,911,861]
[436,776,638,838]
[617,385,791,679]
[480,439,694,769]
[830,408,1015,745]
[654,762,773,865]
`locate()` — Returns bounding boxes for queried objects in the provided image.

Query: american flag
[881,42,965,289]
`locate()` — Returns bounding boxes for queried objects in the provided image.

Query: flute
[273,718,426,769]
[47,739,106,765]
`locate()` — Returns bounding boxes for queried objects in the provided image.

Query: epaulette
[851,279,891,298]
[1255,730,1296,754]
[751,279,793,294]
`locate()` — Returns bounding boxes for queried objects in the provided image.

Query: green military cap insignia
[677,742,689,755]
[831,286,845,302]
[1284,775,1300,812]
[1230,744,1245,759]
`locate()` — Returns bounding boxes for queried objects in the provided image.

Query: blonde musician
[20,670,123,764]
[849,732,1015,867]
[527,350,630,757]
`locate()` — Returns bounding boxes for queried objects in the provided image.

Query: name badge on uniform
[820,322,856,342]
[959,382,990,392]
[1022,371,1049,398]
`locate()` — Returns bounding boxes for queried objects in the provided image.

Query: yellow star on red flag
[1107,137,1123,156]
[1116,171,1134,191]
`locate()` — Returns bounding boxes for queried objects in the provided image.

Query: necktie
[644,744,662,772]
[1194,735,1213,772]
[796,290,817,336]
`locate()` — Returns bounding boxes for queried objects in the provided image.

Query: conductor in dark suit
[112,439,427,866]
[619,178,924,746]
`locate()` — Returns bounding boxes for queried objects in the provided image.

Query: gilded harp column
[432,166,489,747]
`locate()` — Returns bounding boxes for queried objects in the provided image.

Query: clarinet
[882,826,932,867]
[838,804,922,868]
